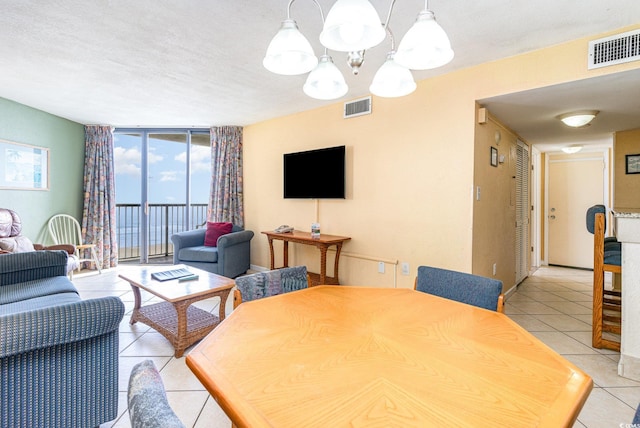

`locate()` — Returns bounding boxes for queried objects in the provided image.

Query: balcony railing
[117,203,208,261]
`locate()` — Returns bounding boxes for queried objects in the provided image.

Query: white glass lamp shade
[303,55,349,100]
[558,111,599,127]
[319,0,385,52]
[370,53,417,98]
[395,10,454,70]
[263,19,318,75]
[562,145,583,154]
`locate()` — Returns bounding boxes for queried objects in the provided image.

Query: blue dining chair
[128,360,185,428]
[415,265,504,312]
[233,265,309,308]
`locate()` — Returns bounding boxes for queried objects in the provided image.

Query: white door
[547,154,605,269]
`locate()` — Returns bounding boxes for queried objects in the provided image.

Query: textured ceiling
[0,1,639,150]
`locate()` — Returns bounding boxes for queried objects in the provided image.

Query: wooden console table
[262,230,351,285]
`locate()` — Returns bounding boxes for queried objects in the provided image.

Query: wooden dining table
[186,286,593,428]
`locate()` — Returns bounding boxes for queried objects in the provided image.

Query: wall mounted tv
[284,145,345,199]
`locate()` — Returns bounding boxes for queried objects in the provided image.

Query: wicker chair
[233,266,309,309]
[414,265,504,312]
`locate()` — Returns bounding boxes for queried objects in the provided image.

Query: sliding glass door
[114,129,211,263]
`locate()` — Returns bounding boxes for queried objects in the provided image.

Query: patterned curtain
[209,126,244,227]
[82,125,118,268]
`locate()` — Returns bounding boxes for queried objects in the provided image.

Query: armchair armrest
[0,250,67,286]
[171,229,206,264]
[0,296,125,358]
[217,230,254,278]
[34,243,76,255]
[217,230,254,248]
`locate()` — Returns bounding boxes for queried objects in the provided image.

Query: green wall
[0,97,85,244]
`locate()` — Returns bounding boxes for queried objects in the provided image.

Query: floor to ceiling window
[114,129,211,263]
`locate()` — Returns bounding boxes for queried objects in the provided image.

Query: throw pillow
[204,222,233,247]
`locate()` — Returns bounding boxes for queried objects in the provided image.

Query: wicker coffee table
[119,265,235,357]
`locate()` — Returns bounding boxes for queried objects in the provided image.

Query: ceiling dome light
[562,145,583,154]
[319,0,385,52]
[557,110,599,128]
[370,52,417,98]
[303,55,349,100]
[263,19,318,75]
[395,9,454,70]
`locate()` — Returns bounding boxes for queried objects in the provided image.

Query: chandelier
[263,0,454,100]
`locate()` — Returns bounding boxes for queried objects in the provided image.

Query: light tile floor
[72,265,640,427]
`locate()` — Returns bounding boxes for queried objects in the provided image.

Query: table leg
[218,289,231,322]
[319,246,328,285]
[267,237,275,270]
[283,241,289,267]
[174,301,189,358]
[130,284,141,325]
[334,243,343,284]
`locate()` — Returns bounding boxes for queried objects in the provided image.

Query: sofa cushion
[204,222,233,247]
[177,246,219,263]
[0,292,80,315]
[0,276,79,306]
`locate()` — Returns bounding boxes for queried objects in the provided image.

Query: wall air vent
[588,29,640,69]
[344,96,372,118]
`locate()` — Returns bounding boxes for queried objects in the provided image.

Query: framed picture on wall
[0,139,49,190]
[490,146,498,167]
[626,154,640,174]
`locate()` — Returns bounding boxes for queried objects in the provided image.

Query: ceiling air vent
[344,96,372,118]
[588,29,640,69]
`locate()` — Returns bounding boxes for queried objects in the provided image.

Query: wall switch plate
[493,263,497,276]
[476,186,481,201]
[401,262,410,276]
[378,262,385,274]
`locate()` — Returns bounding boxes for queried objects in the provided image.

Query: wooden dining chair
[587,205,622,351]
[414,265,504,312]
[233,266,309,309]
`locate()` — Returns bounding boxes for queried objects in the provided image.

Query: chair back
[48,214,83,246]
[234,266,308,308]
[586,204,607,234]
[415,265,504,312]
[128,360,185,428]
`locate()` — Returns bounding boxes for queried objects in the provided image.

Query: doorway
[545,151,608,269]
[114,129,211,263]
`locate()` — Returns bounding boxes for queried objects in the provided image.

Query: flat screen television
[284,145,345,199]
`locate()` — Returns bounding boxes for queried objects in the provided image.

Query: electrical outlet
[401,262,410,276]
[378,262,385,274]
[492,263,497,276]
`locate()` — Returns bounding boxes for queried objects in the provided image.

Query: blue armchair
[170,225,253,278]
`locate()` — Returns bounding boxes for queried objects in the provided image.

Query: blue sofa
[171,225,253,278]
[0,250,125,428]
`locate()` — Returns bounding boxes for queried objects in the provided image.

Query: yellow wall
[472,107,524,288]
[243,24,640,289]
[614,128,640,210]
